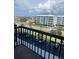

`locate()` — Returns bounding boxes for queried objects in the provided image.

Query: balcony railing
[14,24,64,59]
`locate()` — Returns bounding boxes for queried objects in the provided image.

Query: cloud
[32,0,56,13]
[14,0,64,15]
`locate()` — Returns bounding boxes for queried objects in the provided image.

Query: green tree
[20,17,27,22]
[57,30,62,35]
[50,30,57,35]
[57,26,62,35]
[26,20,33,28]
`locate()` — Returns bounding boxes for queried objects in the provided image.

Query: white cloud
[31,0,64,15]
[15,0,34,9]
[15,0,64,15]
[33,0,56,13]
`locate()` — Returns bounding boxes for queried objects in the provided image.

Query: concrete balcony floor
[14,45,44,59]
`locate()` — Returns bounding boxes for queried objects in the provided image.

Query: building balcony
[14,24,64,59]
[15,45,43,59]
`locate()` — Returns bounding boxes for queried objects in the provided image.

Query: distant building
[32,15,64,27]
[32,15,55,26]
[56,16,64,26]
[14,15,64,27]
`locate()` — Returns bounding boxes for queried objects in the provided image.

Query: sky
[14,0,64,16]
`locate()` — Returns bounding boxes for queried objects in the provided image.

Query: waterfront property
[14,24,64,59]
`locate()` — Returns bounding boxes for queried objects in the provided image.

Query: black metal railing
[14,24,64,59]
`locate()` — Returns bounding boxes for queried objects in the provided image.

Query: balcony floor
[14,45,44,59]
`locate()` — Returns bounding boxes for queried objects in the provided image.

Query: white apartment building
[56,16,64,26]
[32,15,64,26]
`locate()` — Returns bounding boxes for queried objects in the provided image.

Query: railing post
[40,33,43,56]
[21,27,22,45]
[14,24,17,46]
[32,31,33,50]
[34,32,36,52]
[53,38,57,59]
[44,35,47,59]
[59,39,63,59]
[48,37,51,59]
